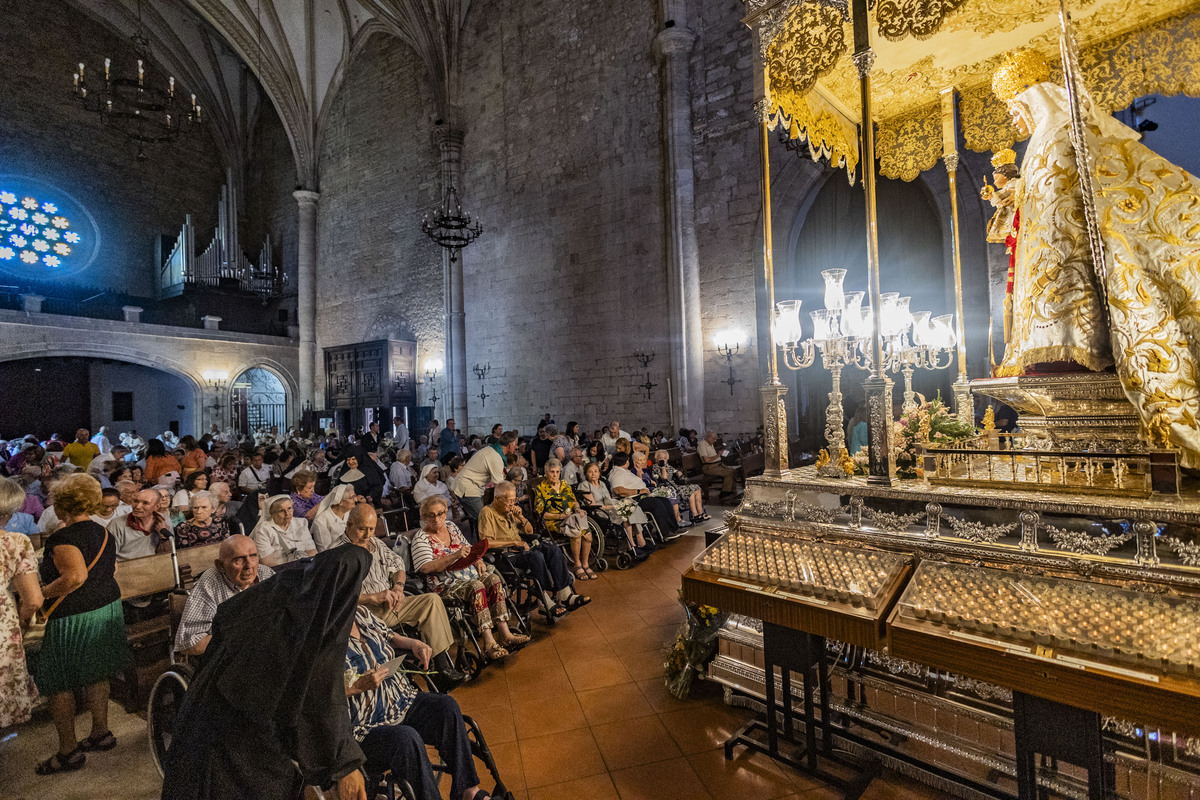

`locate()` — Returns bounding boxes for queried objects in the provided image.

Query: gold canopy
[753,0,1200,181]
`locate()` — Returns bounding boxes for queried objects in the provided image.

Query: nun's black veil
[161,545,371,800]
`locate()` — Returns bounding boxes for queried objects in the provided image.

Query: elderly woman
[412,464,452,507]
[631,451,689,529]
[250,494,317,567]
[534,458,593,580]
[653,449,709,522]
[172,470,209,514]
[289,470,323,521]
[0,477,42,731]
[576,461,653,559]
[174,491,230,549]
[35,474,127,774]
[210,453,240,487]
[411,496,528,662]
[310,484,357,552]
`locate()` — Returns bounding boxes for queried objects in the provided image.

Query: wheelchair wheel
[593,556,608,573]
[616,551,633,570]
[459,649,484,679]
[147,664,194,777]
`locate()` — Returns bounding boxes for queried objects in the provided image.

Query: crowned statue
[991,48,1200,468]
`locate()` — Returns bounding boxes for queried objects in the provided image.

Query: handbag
[24,528,110,645]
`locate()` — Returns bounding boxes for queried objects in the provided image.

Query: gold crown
[992,49,1052,102]
[991,148,1016,167]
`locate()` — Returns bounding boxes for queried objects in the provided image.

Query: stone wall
[245,101,300,327]
[314,32,444,381]
[0,0,226,297]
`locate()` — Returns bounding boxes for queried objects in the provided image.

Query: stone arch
[228,361,294,435]
[0,343,206,434]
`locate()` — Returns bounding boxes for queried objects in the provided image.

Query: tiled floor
[2,512,954,800]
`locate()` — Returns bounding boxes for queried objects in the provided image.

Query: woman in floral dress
[0,476,42,728]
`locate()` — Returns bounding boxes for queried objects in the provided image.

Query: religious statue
[981,406,996,432]
[981,149,1021,342]
[992,48,1200,468]
[814,448,830,469]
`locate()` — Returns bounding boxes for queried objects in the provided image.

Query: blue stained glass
[10,235,26,247]
[41,202,56,213]
[43,228,60,240]
[31,212,48,225]
[0,247,13,260]
[43,255,61,267]
[0,177,97,277]
[19,251,37,263]
[8,207,27,220]
[0,192,16,205]
[19,223,37,236]
[20,197,37,209]
[32,240,49,252]
[63,232,80,244]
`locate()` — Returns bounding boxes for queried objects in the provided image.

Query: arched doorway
[781,172,949,450]
[231,367,289,435]
[0,357,198,440]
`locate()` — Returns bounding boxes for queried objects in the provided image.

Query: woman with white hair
[309,484,357,552]
[249,495,317,567]
[174,491,230,549]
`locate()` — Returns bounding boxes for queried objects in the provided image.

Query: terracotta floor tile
[591,715,682,771]
[557,633,618,664]
[618,647,667,681]
[659,703,755,755]
[452,671,511,712]
[606,623,679,655]
[508,665,575,701]
[527,772,621,800]
[512,691,588,739]
[575,682,657,726]
[637,677,723,714]
[608,755,715,800]
[519,728,607,789]
[544,612,603,642]
[619,586,679,611]
[567,654,636,691]
[587,608,649,636]
[687,747,818,800]
[637,603,686,629]
[465,701,517,744]
[503,641,565,673]
[484,738,526,792]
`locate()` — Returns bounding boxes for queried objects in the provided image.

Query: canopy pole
[852,0,893,486]
[755,63,790,479]
[940,88,973,425]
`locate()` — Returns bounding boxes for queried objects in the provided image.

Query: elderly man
[238,451,271,492]
[62,428,100,470]
[608,453,681,541]
[338,504,466,689]
[453,432,517,520]
[108,488,175,560]
[174,534,275,655]
[478,481,589,618]
[698,430,738,500]
[562,447,586,487]
[600,420,631,455]
[209,481,241,525]
[437,418,459,463]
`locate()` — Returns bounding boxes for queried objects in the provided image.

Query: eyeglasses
[421,509,448,519]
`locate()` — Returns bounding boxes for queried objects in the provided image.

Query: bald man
[175,534,275,655]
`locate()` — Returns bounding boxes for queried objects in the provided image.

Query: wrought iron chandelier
[421,184,482,262]
[72,0,202,161]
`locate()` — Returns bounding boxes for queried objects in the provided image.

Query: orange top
[144,454,182,484]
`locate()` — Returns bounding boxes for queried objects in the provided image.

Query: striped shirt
[345,606,418,742]
[409,522,474,594]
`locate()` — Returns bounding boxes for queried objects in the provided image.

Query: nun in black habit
[331,445,386,506]
[161,546,372,800]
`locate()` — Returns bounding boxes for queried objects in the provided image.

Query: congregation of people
[0,416,749,795]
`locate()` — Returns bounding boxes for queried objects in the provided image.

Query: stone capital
[654,26,695,61]
[293,189,320,207]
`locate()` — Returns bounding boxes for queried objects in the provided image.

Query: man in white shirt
[600,420,631,455]
[90,426,112,455]
[698,430,738,499]
[562,447,586,486]
[238,452,271,492]
[393,416,410,452]
[453,432,517,519]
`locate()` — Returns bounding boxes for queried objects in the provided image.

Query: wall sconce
[201,369,228,389]
[713,329,743,395]
[424,359,443,406]
[472,362,491,407]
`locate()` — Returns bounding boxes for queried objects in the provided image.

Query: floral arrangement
[894,396,975,479]
[663,593,730,699]
[613,497,641,520]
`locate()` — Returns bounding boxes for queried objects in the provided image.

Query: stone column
[294,189,320,411]
[654,24,705,432]
[435,128,469,429]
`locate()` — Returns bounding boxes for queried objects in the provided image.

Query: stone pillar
[434,128,469,429]
[294,190,320,411]
[654,24,705,432]
[202,315,222,331]
[20,294,43,313]
[122,305,143,323]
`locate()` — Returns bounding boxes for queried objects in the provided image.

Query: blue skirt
[35,599,129,695]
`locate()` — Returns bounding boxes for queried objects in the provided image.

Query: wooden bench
[681,452,723,504]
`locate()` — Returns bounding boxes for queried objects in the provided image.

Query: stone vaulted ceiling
[74,0,472,189]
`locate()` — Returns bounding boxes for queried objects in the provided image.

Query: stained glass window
[0,188,76,269]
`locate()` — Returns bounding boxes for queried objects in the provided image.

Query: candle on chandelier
[196,104,201,122]
[105,58,111,80]
[106,99,113,113]
[73,72,79,87]
[138,59,144,86]
[78,62,85,78]
[169,76,175,96]
[191,93,196,110]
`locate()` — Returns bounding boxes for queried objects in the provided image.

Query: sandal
[574,566,588,581]
[503,633,531,649]
[539,603,569,620]
[695,513,711,522]
[584,568,598,580]
[483,643,509,662]
[36,748,86,775]
[565,594,591,610]
[79,731,116,752]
